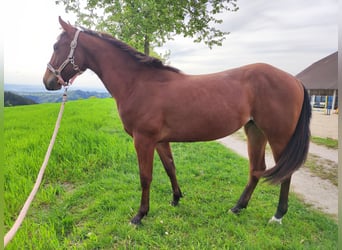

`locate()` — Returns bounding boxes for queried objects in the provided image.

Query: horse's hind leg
[269,176,291,224]
[231,121,267,214]
[268,140,293,223]
[156,142,183,206]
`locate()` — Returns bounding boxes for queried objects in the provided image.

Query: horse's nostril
[43,72,61,91]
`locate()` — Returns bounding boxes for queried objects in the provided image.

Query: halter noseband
[47,29,83,86]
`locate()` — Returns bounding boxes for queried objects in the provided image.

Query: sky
[3,0,337,91]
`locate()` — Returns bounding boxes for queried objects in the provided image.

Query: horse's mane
[80,28,180,73]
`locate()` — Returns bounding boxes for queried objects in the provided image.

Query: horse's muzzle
[43,70,62,90]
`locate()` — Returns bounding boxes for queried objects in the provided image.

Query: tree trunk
[144,35,150,56]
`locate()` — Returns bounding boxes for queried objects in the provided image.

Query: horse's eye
[53,43,58,51]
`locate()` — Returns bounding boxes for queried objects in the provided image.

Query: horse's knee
[140,175,152,189]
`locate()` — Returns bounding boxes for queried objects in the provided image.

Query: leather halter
[47,29,83,86]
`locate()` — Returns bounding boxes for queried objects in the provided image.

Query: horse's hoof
[171,193,182,206]
[171,200,179,206]
[268,216,282,224]
[230,206,242,214]
[130,216,142,225]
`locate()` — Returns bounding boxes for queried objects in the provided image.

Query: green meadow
[4,98,337,249]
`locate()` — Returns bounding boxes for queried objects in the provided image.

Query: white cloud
[4,0,337,90]
[158,0,337,75]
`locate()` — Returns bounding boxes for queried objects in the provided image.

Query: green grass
[311,136,338,149]
[4,98,338,249]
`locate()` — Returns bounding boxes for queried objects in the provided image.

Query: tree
[56,0,239,55]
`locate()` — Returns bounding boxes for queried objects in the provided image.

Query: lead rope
[4,88,68,247]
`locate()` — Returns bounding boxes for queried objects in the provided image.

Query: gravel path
[217,136,338,219]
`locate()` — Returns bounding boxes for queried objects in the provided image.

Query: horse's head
[43,17,86,90]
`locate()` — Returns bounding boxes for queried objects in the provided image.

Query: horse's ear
[59,16,74,34]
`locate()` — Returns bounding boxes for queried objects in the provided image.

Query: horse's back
[129,63,304,143]
[186,62,304,121]
[183,63,304,141]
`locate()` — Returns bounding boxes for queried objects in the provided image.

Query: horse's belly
[161,113,248,142]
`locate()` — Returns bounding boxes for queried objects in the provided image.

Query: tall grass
[4,98,338,249]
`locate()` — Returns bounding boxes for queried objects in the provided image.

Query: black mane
[81,28,180,73]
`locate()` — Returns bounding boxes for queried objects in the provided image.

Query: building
[296,52,338,112]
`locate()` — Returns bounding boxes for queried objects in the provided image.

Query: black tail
[263,85,312,184]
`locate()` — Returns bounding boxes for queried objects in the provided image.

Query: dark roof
[296,52,337,90]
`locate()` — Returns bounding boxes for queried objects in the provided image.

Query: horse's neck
[82,37,140,101]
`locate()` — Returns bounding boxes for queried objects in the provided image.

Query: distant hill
[4,91,38,107]
[7,89,111,104]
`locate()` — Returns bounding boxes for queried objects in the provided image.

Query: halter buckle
[70,40,77,49]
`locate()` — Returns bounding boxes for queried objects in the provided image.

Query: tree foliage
[56,0,238,55]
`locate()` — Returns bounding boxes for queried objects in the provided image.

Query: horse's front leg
[131,135,156,225]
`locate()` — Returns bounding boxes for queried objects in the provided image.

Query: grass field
[4,98,338,249]
[311,136,338,149]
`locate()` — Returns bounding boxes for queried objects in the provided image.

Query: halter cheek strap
[47,29,83,86]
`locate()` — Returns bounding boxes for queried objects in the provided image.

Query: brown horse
[43,17,311,225]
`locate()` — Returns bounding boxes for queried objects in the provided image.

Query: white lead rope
[4,89,68,247]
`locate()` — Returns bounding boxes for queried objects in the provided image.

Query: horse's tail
[263,84,312,184]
